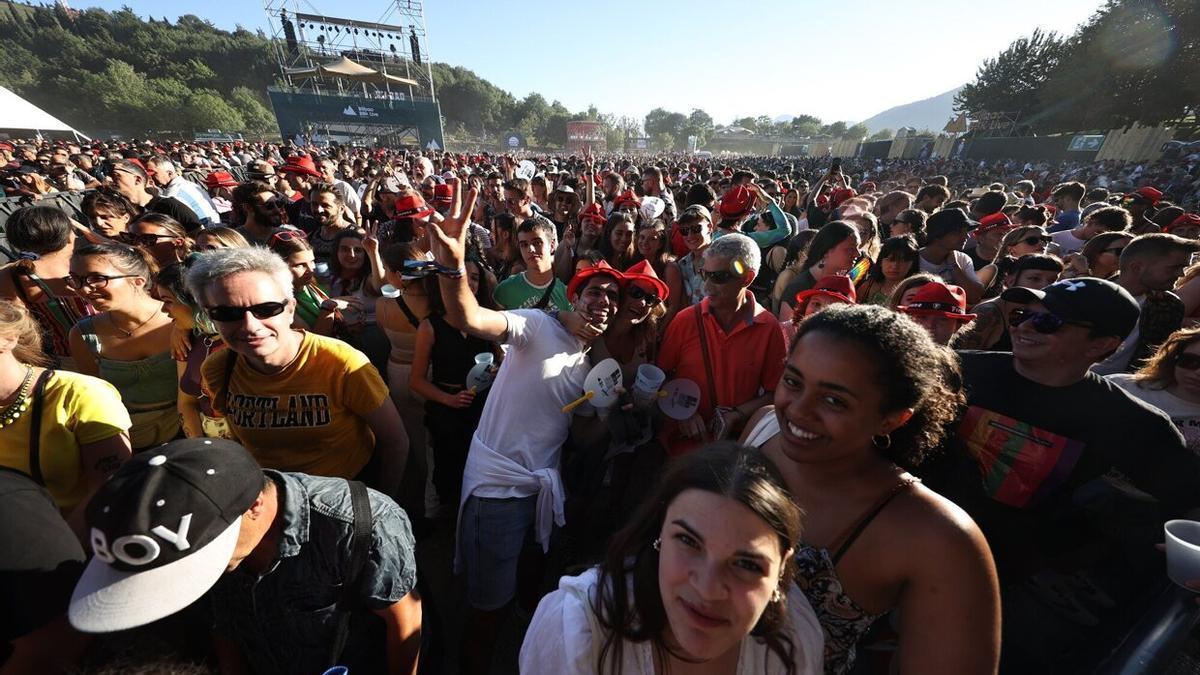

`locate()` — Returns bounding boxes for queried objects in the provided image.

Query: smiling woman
[521,442,824,675]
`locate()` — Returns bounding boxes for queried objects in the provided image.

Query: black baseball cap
[925,208,977,240]
[1002,277,1140,339]
[69,438,264,633]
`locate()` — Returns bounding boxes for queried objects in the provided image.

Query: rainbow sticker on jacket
[957,406,1085,508]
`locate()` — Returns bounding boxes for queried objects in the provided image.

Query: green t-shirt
[493,272,570,311]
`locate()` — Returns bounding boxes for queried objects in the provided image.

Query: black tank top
[429,314,493,386]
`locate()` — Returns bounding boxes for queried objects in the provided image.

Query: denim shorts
[459,494,537,611]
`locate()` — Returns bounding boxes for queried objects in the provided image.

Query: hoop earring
[872,434,892,449]
[652,538,662,552]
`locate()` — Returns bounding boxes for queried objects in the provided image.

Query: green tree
[181,90,245,132]
[954,28,1066,130]
[230,87,277,135]
[644,108,686,139]
[824,121,848,138]
[789,115,822,137]
[867,129,894,141]
[652,132,675,151]
[846,123,869,140]
[682,108,714,147]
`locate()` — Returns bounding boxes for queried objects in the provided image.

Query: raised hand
[362,220,380,257]
[427,179,478,269]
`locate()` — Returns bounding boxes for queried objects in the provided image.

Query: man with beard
[425,182,626,674]
[232,180,297,247]
[107,160,202,234]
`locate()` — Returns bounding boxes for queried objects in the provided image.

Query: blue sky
[73,0,1105,125]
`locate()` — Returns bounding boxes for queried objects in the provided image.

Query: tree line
[0,2,882,147]
[954,0,1198,136]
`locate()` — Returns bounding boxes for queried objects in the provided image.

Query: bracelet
[437,265,466,279]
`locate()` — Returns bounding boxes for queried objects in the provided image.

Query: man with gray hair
[657,232,786,454]
[107,159,202,233]
[187,247,409,498]
[146,155,220,227]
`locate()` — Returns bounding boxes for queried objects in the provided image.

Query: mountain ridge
[858,86,964,134]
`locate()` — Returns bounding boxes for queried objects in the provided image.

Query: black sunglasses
[1009,307,1091,334]
[65,273,139,289]
[1022,235,1052,246]
[1176,353,1200,371]
[119,231,176,247]
[626,285,661,306]
[257,196,288,210]
[678,225,706,236]
[700,269,738,284]
[205,301,289,323]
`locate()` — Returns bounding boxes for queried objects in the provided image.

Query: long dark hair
[594,442,802,675]
[798,220,857,271]
[867,234,919,283]
[328,228,370,293]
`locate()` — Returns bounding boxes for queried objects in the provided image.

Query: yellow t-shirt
[0,370,131,510]
[201,331,387,479]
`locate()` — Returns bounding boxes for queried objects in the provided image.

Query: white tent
[0,86,89,141]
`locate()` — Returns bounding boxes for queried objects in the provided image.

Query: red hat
[126,158,147,173]
[794,275,857,313]
[392,192,436,220]
[830,188,857,210]
[1130,186,1164,205]
[859,181,877,193]
[623,259,669,302]
[899,282,976,321]
[203,170,238,189]
[614,189,642,210]
[566,259,625,300]
[432,183,454,205]
[973,212,1014,237]
[1167,213,1200,233]
[718,185,755,219]
[278,154,322,179]
[579,202,607,226]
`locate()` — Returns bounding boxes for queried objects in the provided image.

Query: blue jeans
[459,495,537,611]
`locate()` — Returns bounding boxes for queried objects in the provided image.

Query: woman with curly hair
[740,304,1000,675]
[1108,326,1200,450]
[521,442,824,674]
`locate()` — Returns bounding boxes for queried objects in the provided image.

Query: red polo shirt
[657,297,787,455]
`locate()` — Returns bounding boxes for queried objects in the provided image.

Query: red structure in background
[567,120,605,153]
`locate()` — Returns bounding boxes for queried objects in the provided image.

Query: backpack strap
[694,307,719,410]
[394,295,421,328]
[328,479,374,667]
[217,350,238,416]
[533,277,557,310]
[27,369,53,486]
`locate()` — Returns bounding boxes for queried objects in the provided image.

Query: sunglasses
[1022,235,1052,246]
[678,225,707,237]
[205,301,289,323]
[269,230,307,244]
[1177,353,1200,370]
[700,268,738,284]
[626,285,661,306]
[257,197,289,210]
[1009,307,1092,334]
[119,231,177,247]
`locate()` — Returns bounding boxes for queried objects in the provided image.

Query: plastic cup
[631,364,666,409]
[1164,520,1200,589]
[380,284,400,298]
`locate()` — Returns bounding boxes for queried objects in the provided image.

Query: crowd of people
[2,136,1200,675]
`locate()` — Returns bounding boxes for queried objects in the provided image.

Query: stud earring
[652,538,661,551]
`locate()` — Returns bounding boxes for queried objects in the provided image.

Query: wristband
[438,265,466,279]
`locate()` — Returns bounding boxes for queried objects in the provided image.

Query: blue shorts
[459,494,537,611]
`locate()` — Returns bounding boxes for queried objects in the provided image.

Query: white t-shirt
[521,567,825,675]
[1051,229,1087,255]
[1107,373,1200,451]
[918,250,981,285]
[467,309,590,499]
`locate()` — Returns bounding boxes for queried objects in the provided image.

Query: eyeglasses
[678,225,707,237]
[1009,307,1092,334]
[66,273,139,289]
[204,301,289,323]
[626,285,662,306]
[119,231,176,247]
[1021,236,1052,246]
[1176,354,1200,370]
[268,230,307,245]
[700,268,738,284]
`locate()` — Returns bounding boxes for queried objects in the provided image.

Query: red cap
[203,170,238,189]
[973,212,1014,236]
[899,282,976,321]
[623,259,669,302]
[859,181,877,192]
[432,183,454,205]
[392,193,436,220]
[579,202,607,226]
[614,189,642,210]
[718,185,755,219]
[1132,186,1164,205]
[278,154,322,179]
[794,275,857,312]
[830,188,857,209]
[1167,213,1200,233]
[566,259,625,300]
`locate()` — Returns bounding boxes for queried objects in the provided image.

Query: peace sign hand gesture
[427,180,479,270]
[362,220,380,257]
